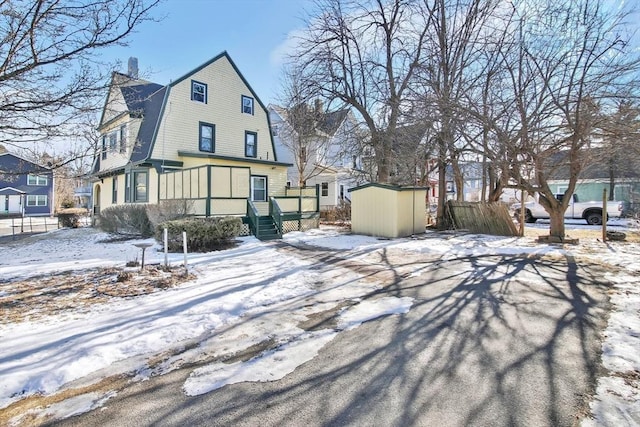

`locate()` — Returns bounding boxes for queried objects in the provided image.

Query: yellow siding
[166,173,175,199]
[231,168,250,198]
[147,169,159,204]
[286,187,317,197]
[211,199,246,215]
[180,157,286,198]
[159,174,167,199]
[276,198,299,212]
[101,86,128,124]
[198,167,208,197]
[150,56,274,163]
[211,167,231,198]
[191,199,207,215]
[99,116,142,172]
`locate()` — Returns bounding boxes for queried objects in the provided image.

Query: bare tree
[410,0,501,226]
[479,0,640,240]
[0,0,161,159]
[292,0,429,183]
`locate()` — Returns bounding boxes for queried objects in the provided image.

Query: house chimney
[128,57,139,79]
[314,98,323,114]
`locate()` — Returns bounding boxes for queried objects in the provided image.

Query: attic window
[191,80,207,104]
[242,95,254,115]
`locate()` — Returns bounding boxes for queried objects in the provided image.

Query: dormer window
[242,95,254,115]
[191,80,207,104]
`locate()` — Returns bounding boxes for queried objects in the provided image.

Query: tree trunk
[451,158,464,201]
[548,207,566,240]
[436,136,447,229]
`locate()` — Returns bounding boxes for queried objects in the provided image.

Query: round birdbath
[133,242,154,270]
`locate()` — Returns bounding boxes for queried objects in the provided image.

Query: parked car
[511,193,623,225]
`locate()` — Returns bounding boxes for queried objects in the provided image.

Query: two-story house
[0,152,54,216]
[269,102,365,211]
[92,52,295,222]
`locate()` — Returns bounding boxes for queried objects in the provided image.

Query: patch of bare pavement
[15,239,612,427]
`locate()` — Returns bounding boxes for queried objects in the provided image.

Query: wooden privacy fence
[443,201,519,236]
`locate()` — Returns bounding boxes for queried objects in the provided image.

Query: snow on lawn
[1,224,639,425]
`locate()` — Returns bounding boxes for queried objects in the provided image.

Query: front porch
[158,165,320,240]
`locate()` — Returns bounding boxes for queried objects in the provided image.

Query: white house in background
[269,103,365,211]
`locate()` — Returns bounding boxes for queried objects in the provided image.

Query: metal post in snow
[182,231,188,271]
[163,227,168,267]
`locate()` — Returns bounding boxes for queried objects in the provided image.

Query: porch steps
[255,215,281,241]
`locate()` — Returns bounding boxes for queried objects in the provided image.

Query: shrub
[99,205,153,237]
[57,207,88,228]
[60,198,75,209]
[58,212,80,228]
[146,200,194,228]
[321,200,351,223]
[156,216,242,252]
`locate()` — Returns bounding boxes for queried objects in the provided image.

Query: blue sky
[104,0,315,106]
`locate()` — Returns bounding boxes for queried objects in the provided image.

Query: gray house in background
[269,103,365,210]
[0,152,54,216]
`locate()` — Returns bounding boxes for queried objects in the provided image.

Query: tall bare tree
[490,0,640,240]
[0,0,161,161]
[292,0,429,183]
[410,0,501,226]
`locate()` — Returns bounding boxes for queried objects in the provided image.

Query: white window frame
[27,174,48,186]
[251,176,267,202]
[26,194,48,206]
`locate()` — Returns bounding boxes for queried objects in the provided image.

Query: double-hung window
[245,131,257,158]
[191,80,207,103]
[134,171,148,202]
[251,176,267,202]
[27,174,48,186]
[27,195,47,206]
[199,122,215,153]
[124,170,148,203]
[321,182,329,197]
[242,95,254,115]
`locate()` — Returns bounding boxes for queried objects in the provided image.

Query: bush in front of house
[146,200,194,228]
[99,205,154,237]
[156,216,242,252]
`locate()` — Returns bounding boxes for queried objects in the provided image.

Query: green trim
[206,165,211,217]
[177,150,292,167]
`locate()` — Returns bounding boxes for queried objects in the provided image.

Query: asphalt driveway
[53,244,609,427]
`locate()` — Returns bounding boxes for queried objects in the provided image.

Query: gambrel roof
[93,51,279,176]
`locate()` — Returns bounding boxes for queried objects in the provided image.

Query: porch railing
[246,199,261,236]
[269,197,283,236]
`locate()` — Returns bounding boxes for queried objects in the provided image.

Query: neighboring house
[91,52,317,239]
[73,177,92,209]
[0,152,54,216]
[546,148,640,205]
[269,103,365,210]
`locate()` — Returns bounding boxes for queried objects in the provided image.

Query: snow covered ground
[0,223,638,425]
